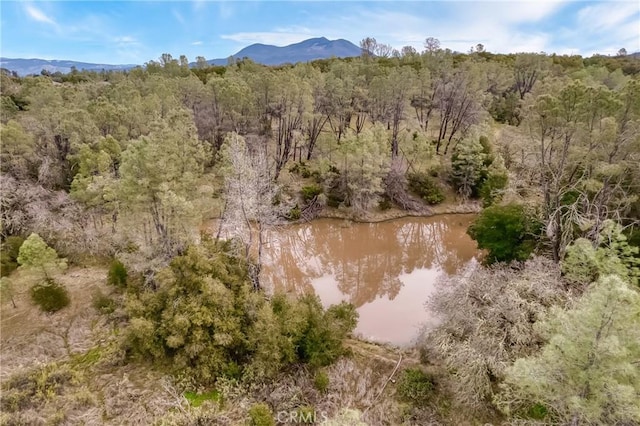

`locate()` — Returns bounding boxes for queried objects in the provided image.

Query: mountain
[0,58,136,76]
[206,37,362,66]
[1,37,362,76]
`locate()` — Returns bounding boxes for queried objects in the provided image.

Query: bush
[124,239,358,385]
[378,196,393,211]
[479,172,508,207]
[468,203,540,264]
[0,236,24,277]
[92,290,116,314]
[397,368,435,405]
[30,280,70,312]
[183,390,220,407]
[107,259,127,287]
[313,370,330,393]
[300,184,323,202]
[0,364,75,412]
[289,162,311,178]
[288,204,301,221]
[407,172,445,205]
[248,403,275,426]
[295,296,358,367]
[527,403,549,420]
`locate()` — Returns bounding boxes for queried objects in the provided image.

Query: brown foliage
[420,257,573,411]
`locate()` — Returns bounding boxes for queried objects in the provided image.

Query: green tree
[17,233,67,279]
[331,124,390,213]
[118,109,207,258]
[468,204,539,263]
[124,238,357,384]
[70,135,122,231]
[479,154,508,206]
[0,120,37,180]
[496,275,640,424]
[563,220,640,286]
[451,137,487,199]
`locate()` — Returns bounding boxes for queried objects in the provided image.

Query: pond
[260,214,481,346]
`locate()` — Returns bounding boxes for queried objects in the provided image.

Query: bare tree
[424,37,441,54]
[374,43,393,58]
[218,133,280,289]
[359,37,378,58]
[513,53,550,100]
[422,257,570,411]
[433,67,482,154]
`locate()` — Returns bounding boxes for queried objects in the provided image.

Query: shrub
[313,370,330,393]
[124,239,358,385]
[407,172,445,205]
[479,172,508,207]
[288,204,301,221]
[295,296,358,367]
[468,203,540,264]
[289,162,311,178]
[248,403,275,426]
[527,403,549,420]
[397,368,435,405]
[326,190,346,208]
[0,236,24,277]
[183,390,220,407]
[91,290,116,314]
[378,196,393,211]
[107,259,127,287]
[0,364,74,412]
[30,279,70,312]
[300,184,323,202]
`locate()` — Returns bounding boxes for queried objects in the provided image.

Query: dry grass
[0,266,475,425]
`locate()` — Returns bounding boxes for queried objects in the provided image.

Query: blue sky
[1,1,639,64]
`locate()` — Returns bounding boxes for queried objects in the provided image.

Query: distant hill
[206,37,362,66]
[0,58,136,76]
[1,37,362,76]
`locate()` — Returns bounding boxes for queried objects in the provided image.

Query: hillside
[0,37,362,75]
[0,58,136,76]
[207,37,361,65]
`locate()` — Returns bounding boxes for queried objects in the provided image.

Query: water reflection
[261,214,480,346]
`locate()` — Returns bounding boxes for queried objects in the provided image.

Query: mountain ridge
[0,37,362,76]
[206,37,361,66]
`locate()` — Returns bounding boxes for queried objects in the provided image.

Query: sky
[1,0,639,65]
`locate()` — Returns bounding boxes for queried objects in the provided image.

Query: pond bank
[315,201,481,223]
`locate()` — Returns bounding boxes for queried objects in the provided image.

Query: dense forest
[1,39,639,425]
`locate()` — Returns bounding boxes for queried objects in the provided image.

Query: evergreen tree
[496,275,640,424]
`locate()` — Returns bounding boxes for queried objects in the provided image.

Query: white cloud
[114,36,138,44]
[459,1,567,24]
[277,1,637,56]
[24,4,57,26]
[577,2,639,30]
[191,41,203,46]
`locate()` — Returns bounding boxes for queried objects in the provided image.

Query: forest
[0,38,639,425]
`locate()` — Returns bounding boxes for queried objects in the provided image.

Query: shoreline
[314,201,481,224]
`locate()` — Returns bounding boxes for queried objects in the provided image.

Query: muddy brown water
[261,214,481,346]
